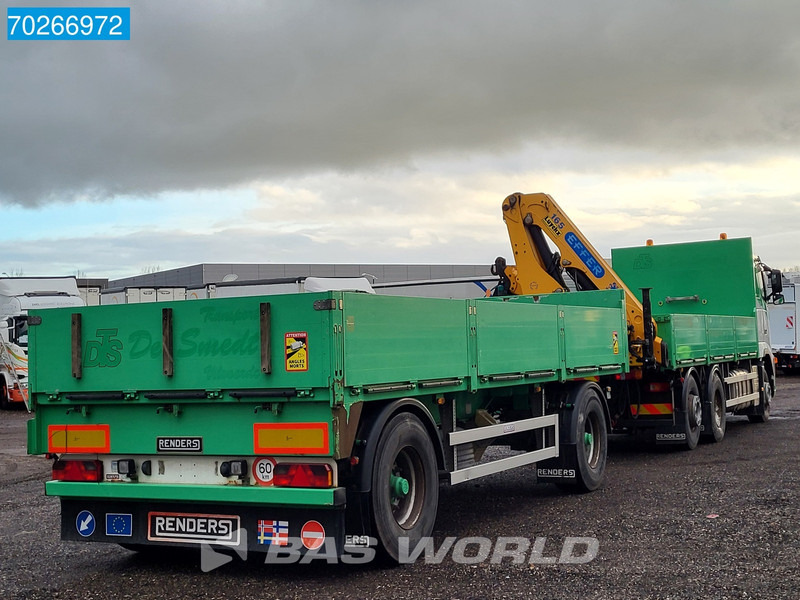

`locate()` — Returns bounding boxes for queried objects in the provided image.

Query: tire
[702,369,726,442]
[680,374,702,450]
[748,364,773,423]
[371,412,439,563]
[557,384,608,493]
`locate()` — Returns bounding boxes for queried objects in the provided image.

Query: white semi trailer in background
[110,277,376,302]
[101,286,187,304]
[770,277,799,373]
[372,277,498,299]
[0,277,84,409]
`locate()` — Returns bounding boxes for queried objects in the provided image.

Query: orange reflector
[630,404,673,416]
[48,424,111,453]
[254,423,330,455]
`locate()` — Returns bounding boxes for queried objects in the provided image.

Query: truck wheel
[557,384,607,493]
[748,364,773,423]
[702,370,726,442]
[680,374,702,450]
[371,412,439,563]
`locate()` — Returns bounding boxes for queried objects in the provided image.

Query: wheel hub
[390,474,409,498]
[689,393,702,428]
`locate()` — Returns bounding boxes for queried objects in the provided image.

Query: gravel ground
[2,374,799,600]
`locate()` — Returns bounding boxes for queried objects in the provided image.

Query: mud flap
[536,444,578,483]
[60,498,349,559]
[653,420,691,445]
[700,399,712,435]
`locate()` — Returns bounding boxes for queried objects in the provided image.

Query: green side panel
[28,401,335,456]
[611,237,758,317]
[29,293,335,394]
[46,481,342,506]
[735,316,758,354]
[663,314,709,365]
[707,315,736,358]
[474,300,560,376]
[562,305,628,370]
[532,290,628,372]
[477,290,628,377]
[656,314,759,368]
[533,289,627,309]
[342,294,469,386]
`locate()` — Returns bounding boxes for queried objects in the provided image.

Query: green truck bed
[28,290,628,458]
[612,236,760,369]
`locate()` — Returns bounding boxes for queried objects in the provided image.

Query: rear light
[647,382,671,393]
[52,459,103,482]
[273,463,333,488]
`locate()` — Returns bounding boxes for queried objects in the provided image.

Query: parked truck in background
[769,277,798,373]
[26,193,781,563]
[105,277,375,303]
[0,277,84,409]
[101,286,187,304]
[212,277,375,298]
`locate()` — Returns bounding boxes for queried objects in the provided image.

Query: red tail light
[647,382,671,393]
[273,463,332,488]
[52,459,103,482]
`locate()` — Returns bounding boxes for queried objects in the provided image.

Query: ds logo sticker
[84,329,123,368]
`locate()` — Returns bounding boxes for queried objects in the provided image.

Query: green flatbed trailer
[26,238,777,563]
[27,289,627,561]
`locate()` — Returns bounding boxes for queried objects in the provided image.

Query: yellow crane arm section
[496,192,663,370]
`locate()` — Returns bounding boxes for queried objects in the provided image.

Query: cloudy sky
[2,0,799,281]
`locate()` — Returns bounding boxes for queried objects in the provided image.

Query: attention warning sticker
[285,332,309,372]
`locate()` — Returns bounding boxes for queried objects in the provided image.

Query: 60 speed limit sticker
[252,458,277,485]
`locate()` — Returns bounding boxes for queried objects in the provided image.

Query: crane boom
[493,192,663,370]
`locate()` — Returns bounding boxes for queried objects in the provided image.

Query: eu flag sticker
[106,513,133,537]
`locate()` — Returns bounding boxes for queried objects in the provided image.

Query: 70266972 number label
[7,7,130,41]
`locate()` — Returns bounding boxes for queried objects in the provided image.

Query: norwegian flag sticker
[257,520,289,546]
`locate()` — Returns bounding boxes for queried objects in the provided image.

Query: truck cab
[0,277,84,408]
[769,276,799,373]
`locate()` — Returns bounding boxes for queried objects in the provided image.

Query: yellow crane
[492,192,664,372]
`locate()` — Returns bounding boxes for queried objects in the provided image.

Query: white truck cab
[0,277,84,408]
[769,278,799,373]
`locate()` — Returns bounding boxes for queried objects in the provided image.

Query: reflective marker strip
[48,424,111,453]
[630,404,673,416]
[253,423,330,455]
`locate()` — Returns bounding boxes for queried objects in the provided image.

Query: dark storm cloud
[2,0,800,205]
